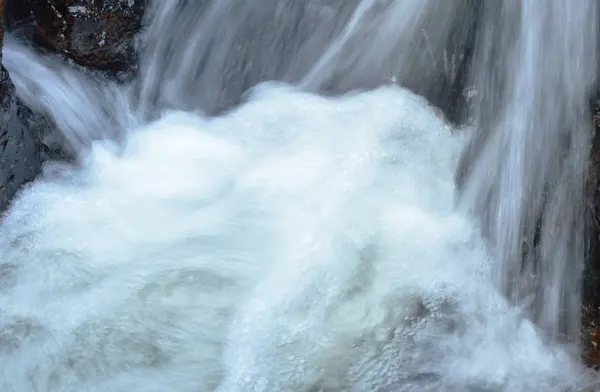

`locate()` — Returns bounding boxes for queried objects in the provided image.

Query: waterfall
[457,0,598,343]
[0,1,599,391]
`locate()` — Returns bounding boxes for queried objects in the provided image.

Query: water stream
[0,0,598,391]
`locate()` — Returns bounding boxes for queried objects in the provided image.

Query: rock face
[0,0,47,211]
[5,0,145,74]
[583,97,600,368]
[0,68,45,211]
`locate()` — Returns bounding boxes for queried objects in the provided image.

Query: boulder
[5,0,145,75]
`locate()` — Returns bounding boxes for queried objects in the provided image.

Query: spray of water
[1,0,599,391]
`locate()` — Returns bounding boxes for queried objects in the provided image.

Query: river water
[0,1,599,391]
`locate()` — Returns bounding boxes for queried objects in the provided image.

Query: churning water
[1,0,599,391]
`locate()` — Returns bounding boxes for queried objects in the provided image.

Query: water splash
[0,81,595,391]
[1,0,599,391]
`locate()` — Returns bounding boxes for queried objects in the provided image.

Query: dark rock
[5,0,146,75]
[0,67,42,211]
[0,0,48,212]
[585,97,600,310]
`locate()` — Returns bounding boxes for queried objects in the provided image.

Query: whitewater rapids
[0,84,595,391]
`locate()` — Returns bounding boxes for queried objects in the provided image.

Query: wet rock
[584,96,600,368]
[585,96,600,306]
[5,0,146,75]
[0,68,43,212]
[0,0,49,211]
[582,305,600,369]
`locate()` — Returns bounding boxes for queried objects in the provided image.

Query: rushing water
[1,0,599,391]
[136,0,476,121]
[457,0,598,344]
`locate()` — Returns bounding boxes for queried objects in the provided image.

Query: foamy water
[0,83,596,391]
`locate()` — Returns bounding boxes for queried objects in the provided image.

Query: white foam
[0,85,595,391]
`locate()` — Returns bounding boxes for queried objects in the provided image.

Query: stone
[5,0,146,75]
[0,68,42,211]
[0,0,47,211]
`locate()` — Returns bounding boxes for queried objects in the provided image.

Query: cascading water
[457,0,598,343]
[135,0,476,120]
[0,1,599,391]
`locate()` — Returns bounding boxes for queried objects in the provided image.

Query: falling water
[457,0,598,343]
[0,0,599,391]
[136,0,476,120]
